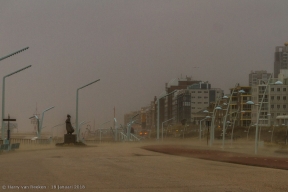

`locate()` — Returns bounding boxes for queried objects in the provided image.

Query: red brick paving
[142,145,288,170]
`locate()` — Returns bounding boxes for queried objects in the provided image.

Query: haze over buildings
[1,1,288,133]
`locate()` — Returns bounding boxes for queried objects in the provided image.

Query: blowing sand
[0,139,287,191]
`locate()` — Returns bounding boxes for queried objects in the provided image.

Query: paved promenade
[0,140,287,191]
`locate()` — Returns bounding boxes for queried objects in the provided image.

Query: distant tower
[274,43,288,77]
[31,103,40,134]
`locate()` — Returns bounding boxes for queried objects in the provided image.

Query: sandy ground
[0,139,288,192]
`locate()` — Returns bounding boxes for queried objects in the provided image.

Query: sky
[0,0,288,134]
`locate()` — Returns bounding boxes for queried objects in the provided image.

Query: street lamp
[199,116,211,141]
[0,47,29,62]
[208,94,229,145]
[245,123,256,140]
[246,75,272,154]
[210,105,224,146]
[259,113,271,142]
[29,106,55,139]
[161,117,174,141]
[156,90,178,140]
[2,65,32,141]
[78,121,89,142]
[99,120,110,143]
[114,118,118,141]
[38,106,55,138]
[29,115,40,137]
[221,83,239,150]
[230,110,245,146]
[76,79,100,141]
[270,125,277,143]
[127,114,139,140]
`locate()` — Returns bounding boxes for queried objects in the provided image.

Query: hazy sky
[0,0,288,134]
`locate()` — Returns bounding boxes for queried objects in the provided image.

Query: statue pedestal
[64,134,76,144]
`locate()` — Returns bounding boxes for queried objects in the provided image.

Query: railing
[120,132,127,141]
[130,133,140,142]
[9,138,62,145]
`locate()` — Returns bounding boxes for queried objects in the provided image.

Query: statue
[65,115,74,134]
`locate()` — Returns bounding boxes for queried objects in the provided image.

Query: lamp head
[246,101,254,105]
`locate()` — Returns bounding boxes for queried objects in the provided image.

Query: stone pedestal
[64,134,76,144]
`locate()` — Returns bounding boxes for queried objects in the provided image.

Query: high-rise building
[274,43,288,77]
[165,76,201,122]
[172,82,223,124]
[250,71,288,126]
[249,70,272,86]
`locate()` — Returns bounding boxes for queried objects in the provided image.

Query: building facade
[249,70,272,86]
[250,72,288,126]
[228,85,252,127]
[274,43,288,78]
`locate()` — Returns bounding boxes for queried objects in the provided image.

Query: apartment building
[165,76,201,121]
[250,70,288,126]
[173,82,223,124]
[274,43,288,77]
[249,70,272,86]
[227,85,252,127]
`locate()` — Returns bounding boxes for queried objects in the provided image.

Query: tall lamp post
[76,79,100,141]
[246,75,272,154]
[78,121,89,141]
[0,47,29,62]
[209,95,227,145]
[114,118,118,141]
[2,65,32,141]
[157,90,178,140]
[208,105,223,146]
[269,125,277,143]
[161,117,174,141]
[230,110,245,145]
[39,106,55,138]
[199,116,210,141]
[259,113,271,142]
[221,84,240,150]
[29,106,55,138]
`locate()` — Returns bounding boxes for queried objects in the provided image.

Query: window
[198,91,202,93]
[192,107,195,109]
[204,102,208,104]
[198,96,201,98]
[192,96,195,98]
[284,96,286,100]
[192,91,195,93]
[183,102,190,106]
[198,102,201,104]
[204,96,208,99]
[271,96,274,100]
[277,88,280,92]
[271,105,274,109]
[271,88,274,91]
[284,105,286,109]
[284,88,287,91]
[277,96,280,100]
[204,91,208,93]
[277,113,280,116]
[277,105,280,109]
[271,113,274,117]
